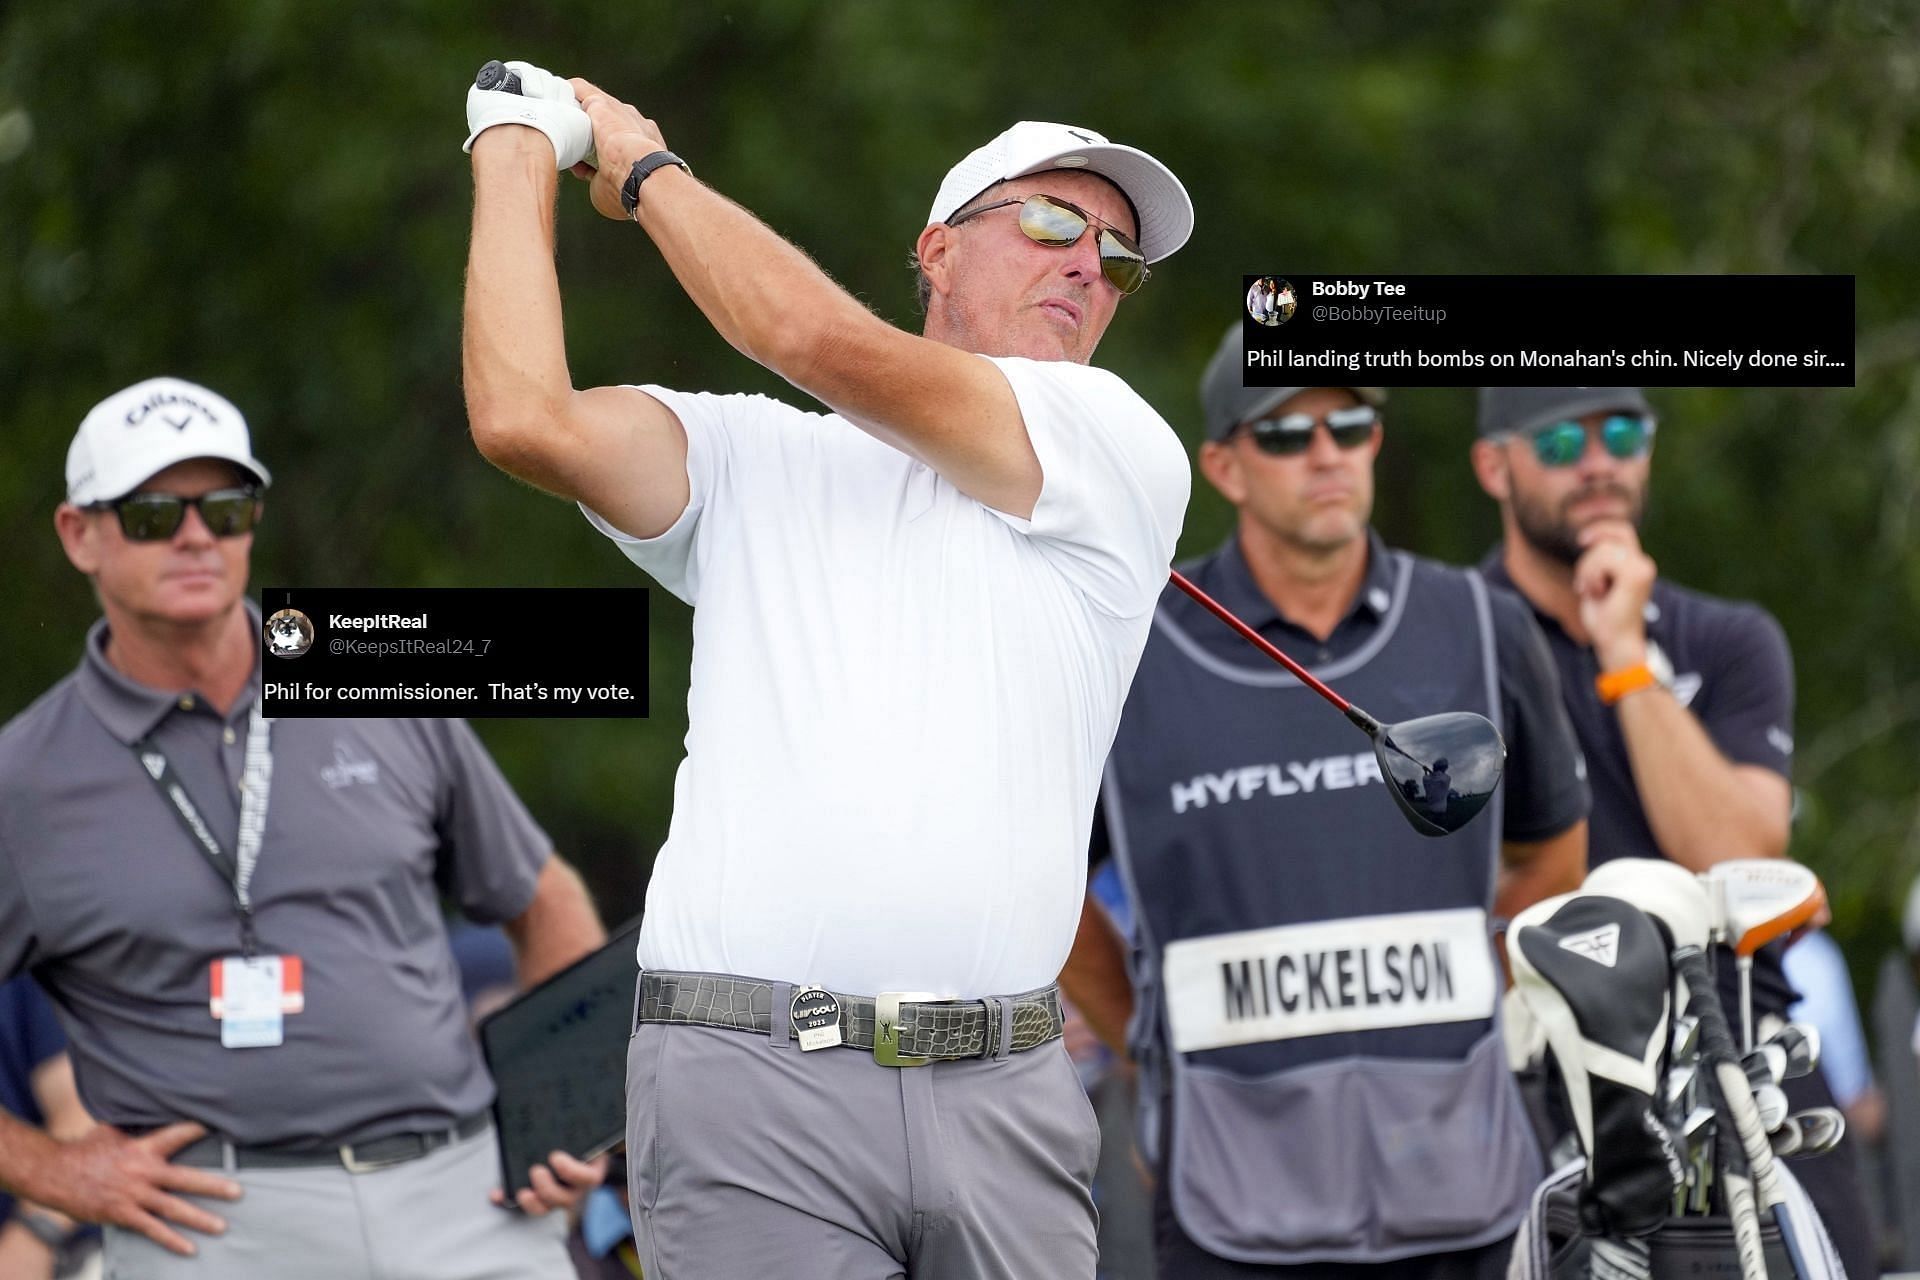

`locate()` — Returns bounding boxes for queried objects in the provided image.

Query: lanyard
[133,699,274,956]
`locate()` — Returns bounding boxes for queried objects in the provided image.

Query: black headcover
[1513,894,1681,1240]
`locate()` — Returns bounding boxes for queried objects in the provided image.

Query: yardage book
[479,917,642,1201]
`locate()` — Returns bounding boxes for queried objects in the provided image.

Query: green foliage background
[3,3,1916,991]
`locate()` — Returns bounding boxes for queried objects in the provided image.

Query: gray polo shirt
[0,615,552,1147]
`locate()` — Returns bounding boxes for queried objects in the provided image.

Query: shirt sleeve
[981,358,1191,618]
[0,835,36,984]
[1489,585,1591,842]
[426,719,552,925]
[9,976,66,1069]
[1696,602,1795,778]
[576,385,742,607]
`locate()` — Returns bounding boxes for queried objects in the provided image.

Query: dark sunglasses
[89,487,263,542]
[946,193,1150,295]
[1517,414,1656,467]
[1233,404,1379,456]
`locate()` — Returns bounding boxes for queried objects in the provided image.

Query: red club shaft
[1168,570,1354,715]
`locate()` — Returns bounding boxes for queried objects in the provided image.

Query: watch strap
[1596,661,1660,705]
[621,150,691,217]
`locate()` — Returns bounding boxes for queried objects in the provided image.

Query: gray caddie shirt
[0,616,551,1148]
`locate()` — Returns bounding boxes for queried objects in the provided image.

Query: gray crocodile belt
[635,970,1065,1067]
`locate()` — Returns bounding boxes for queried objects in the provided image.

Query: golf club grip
[475,60,523,94]
[1674,947,1812,1280]
[1671,948,1769,1280]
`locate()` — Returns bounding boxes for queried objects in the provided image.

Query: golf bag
[1507,1156,1848,1279]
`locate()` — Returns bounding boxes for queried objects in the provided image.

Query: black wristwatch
[621,150,691,218]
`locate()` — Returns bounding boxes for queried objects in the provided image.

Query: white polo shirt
[584,356,1189,997]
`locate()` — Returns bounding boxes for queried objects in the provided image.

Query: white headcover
[1585,858,1714,952]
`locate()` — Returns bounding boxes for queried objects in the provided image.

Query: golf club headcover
[1584,859,1713,952]
[464,59,596,170]
[1510,893,1680,1239]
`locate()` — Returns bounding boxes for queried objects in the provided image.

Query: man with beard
[1469,386,1875,1274]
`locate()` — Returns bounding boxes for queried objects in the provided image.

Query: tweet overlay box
[259,587,648,718]
[1240,275,1854,387]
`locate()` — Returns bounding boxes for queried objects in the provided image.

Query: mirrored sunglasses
[1523,414,1656,467]
[947,193,1150,295]
[1237,404,1379,456]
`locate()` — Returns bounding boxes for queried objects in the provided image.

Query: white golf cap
[925,121,1194,264]
[66,377,271,506]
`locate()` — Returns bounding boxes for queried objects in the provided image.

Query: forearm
[464,136,575,453]
[0,1108,62,1204]
[1495,821,1588,922]
[1614,690,1789,869]
[632,166,879,383]
[503,856,607,988]
[1059,892,1134,1056]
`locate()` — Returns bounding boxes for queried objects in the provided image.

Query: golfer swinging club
[461,62,1192,1276]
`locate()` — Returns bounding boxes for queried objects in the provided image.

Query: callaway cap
[926,121,1194,264]
[1200,322,1385,442]
[66,377,271,506]
[1476,387,1654,439]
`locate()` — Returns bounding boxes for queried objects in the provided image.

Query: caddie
[1063,325,1591,1277]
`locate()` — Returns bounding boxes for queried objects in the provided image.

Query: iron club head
[1791,1107,1845,1155]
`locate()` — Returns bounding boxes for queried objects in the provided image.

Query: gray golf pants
[101,1123,570,1279]
[625,1021,1101,1279]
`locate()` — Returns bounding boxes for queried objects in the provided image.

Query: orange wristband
[1595,662,1660,705]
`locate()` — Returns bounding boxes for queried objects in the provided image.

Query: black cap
[1476,387,1654,438]
[1201,323,1385,442]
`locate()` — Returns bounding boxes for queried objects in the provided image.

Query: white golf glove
[463,60,596,171]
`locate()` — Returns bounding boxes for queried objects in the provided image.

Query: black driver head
[1373,712,1506,837]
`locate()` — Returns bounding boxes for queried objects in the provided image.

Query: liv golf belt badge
[790,986,843,1052]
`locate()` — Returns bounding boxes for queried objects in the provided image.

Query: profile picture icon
[265,608,315,659]
[1245,276,1297,327]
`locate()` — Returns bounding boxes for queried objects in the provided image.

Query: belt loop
[769,981,793,1050]
[222,1139,240,1175]
[632,968,647,1036]
[978,997,1002,1060]
[995,996,1016,1061]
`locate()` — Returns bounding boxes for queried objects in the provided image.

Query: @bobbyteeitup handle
[1167,570,1506,839]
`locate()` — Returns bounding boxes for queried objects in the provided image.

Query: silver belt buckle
[874,991,942,1067]
[339,1140,412,1175]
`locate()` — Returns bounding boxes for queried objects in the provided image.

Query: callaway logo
[1558,923,1620,967]
[124,390,219,429]
[140,752,165,780]
[320,741,380,790]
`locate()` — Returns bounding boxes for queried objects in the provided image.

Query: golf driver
[1701,859,1825,1052]
[1168,570,1505,837]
